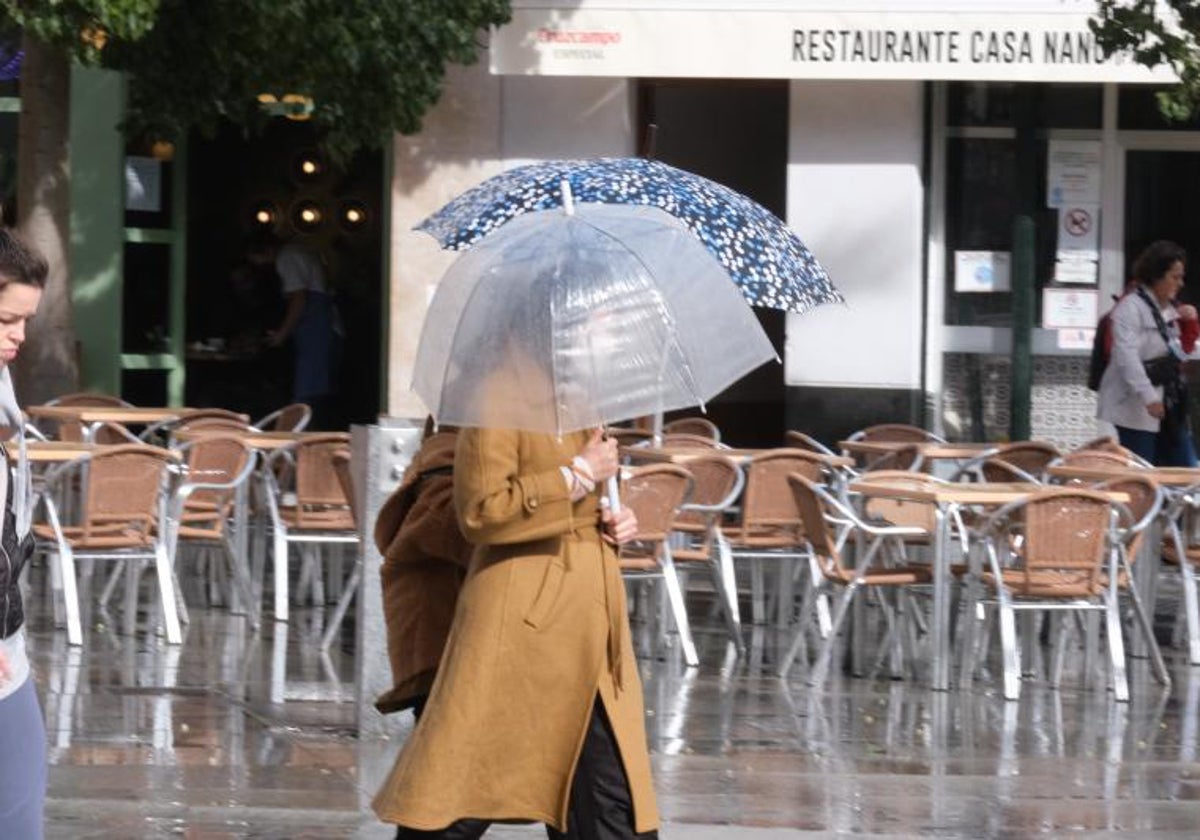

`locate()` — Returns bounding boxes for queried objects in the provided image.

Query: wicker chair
[719,448,834,626]
[618,463,698,666]
[33,445,181,646]
[163,435,259,628]
[960,487,1126,701]
[777,474,932,684]
[663,416,721,442]
[253,403,312,433]
[262,433,359,622]
[318,448,361,649]
[1091,476,1169,688]
[666,453,746,649]
[605,427,654,451]
[1074,435,1153,467]
[1045,449,1148,485]
[862,443,923,472]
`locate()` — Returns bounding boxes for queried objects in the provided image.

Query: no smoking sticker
[1063,207,1092,237]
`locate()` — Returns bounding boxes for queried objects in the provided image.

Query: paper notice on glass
[1054,257,1098,285]
[1057,328,1095,350]
[125,156,162,213]
[1046,140,1102,208]
[1056,203,1099,262]
[954,250,1010,293]
[1043,287,1099,330]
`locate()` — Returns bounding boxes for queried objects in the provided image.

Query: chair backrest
[995,488,1113,596]
[979,457,1041,484]
[660,432,720,450]
[783,430,835,456]
[605,426,653,448]
[259,402,312,432]
[663,416,720,442]
[787,473,846,580]
[741,448,829,533]
[48,392,130,407]
[331,449,360,531]
[621,463,693,544]
[857,470,947,532]
[849,423,943,443]
[863,444,921,472]
[987,441,1060,479]
[181,435,254,514]
[671,453,741,533]
[1092,475,1159,560]
[1052,449,1144,472]
[293,433,354,527]
[81,445,176,543]
[45,392,133,441]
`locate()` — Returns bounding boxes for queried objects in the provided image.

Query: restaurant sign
[491,8,1176,83]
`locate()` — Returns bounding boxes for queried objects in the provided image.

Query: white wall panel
[785,80,925,389]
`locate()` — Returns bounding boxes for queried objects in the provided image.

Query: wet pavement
[26,569,1200,839]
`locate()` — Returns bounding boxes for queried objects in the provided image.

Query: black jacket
[0,476,31,639]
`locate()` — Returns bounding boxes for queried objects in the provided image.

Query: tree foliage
[102,0,512,160]
[0,0,160,60]
[1092,0,1200,121]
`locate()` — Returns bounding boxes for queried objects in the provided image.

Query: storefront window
[943,136,1058,327]
[1118,86,1200,131]
[948,83,1101,129]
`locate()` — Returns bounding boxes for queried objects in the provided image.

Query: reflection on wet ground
[29,573,1200,838]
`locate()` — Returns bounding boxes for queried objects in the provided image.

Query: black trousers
[394,697,657,840]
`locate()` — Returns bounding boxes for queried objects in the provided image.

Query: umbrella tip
[560,180,575,216]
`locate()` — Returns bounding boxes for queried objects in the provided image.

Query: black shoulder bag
[1135,286,1188,437]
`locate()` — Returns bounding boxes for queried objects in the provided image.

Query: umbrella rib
[574,215,706,412]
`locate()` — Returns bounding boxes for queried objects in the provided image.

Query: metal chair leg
[660,549,699,667]
[810,582,860,689]
[153,543,183,645]
[998,601,1021,701]
[58,547,83,646]
[1105,596,1130,703]
[319,557,361,650]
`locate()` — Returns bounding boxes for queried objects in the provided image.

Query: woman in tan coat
[373,424,659,839]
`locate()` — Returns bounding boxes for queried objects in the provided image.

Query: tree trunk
[15,35,78,405]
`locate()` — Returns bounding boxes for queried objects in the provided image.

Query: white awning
[491,2,1177,84]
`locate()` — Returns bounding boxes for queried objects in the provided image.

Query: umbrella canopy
[413,203,777,436]
[417,157,842,315]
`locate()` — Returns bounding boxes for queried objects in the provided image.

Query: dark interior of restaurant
[178,120,384,427]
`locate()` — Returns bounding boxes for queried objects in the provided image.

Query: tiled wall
[940,354,1102,449]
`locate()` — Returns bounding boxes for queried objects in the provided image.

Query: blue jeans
[0,676,47,839]
[1116,424,1199,467]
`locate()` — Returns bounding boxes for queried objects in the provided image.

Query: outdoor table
[839,440,998,475]
[622,445,855,469]
[26,405,242,442]
[172,429,310,449]
[848,478,1130,691]
[24,441,102,463]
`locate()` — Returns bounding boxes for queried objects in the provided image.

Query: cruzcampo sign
[491,6,1176,83]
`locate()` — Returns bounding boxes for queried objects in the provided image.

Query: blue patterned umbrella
[417,157,842,314]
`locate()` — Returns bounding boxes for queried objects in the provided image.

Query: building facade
[388,1,1191,448]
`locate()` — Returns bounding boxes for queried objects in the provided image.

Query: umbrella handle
[606,475,621,512]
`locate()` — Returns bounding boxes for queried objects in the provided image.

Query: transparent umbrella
[413,200,776,440]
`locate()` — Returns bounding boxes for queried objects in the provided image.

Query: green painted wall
[68,66,124,395]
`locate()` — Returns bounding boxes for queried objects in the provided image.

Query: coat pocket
[523,557,566,630]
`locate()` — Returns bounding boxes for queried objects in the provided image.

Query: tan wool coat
[373,431,472,714]
[372,427,659,833]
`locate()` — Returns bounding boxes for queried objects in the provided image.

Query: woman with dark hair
[0,228,48,837]
[1097,239,1198,465]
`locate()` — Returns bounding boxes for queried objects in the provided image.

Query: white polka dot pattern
[417,157,843,315]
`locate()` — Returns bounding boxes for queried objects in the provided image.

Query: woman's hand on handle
[578,427,619,483]
[601,501,639,546]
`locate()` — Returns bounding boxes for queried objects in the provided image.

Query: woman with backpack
[1096,240,1199,466]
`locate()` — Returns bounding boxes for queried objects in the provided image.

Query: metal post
[353,418,424,737]
[1010,215,1035,441]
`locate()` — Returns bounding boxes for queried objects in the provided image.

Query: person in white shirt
[247,232,339,427]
